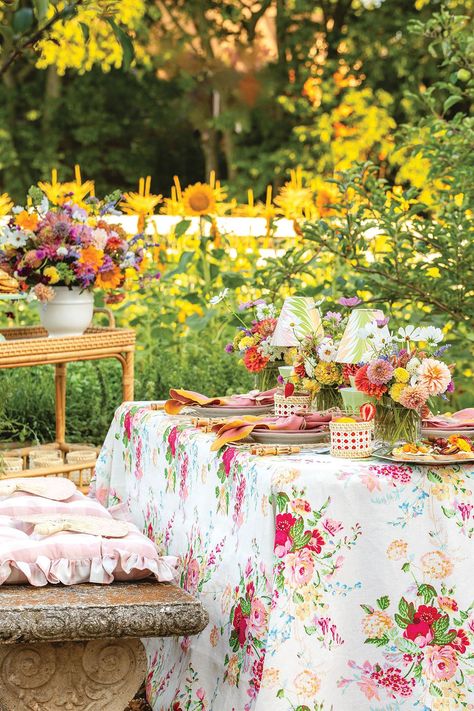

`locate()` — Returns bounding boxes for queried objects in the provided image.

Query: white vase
[38,286,94,338]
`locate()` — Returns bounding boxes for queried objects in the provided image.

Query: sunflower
[182,182,217,216]
[0,193,13,217]
[95,265,123,290]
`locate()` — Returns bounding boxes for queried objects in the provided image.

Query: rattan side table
[0,324,135,445]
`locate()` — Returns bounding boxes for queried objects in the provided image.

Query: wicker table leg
[55,363,67,444]
[122,351,134,402]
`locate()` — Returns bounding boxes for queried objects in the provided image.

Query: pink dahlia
[367,359,394,385]
[418,358,452,395]
[398,384,429,410]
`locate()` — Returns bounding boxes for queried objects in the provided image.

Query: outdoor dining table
[91,402,474,711]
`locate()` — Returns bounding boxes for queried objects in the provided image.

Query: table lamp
[336,308,389,413]
[271,296,323,347]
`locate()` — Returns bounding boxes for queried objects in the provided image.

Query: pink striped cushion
[0,488,177,586]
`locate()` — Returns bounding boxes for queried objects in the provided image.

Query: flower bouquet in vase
[290,307,353,412]
[224,299,285,391]
[0,171,157,337]
[353,322,454,445]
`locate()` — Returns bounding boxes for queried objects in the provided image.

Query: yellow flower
[394,368,410,384]
[427,267,441,278]
[238,336,255,350]
[38,166,94,206]
[362,610,394,638]
[182,182,217,215]
[303,378,321,394]
[314,361,342,386]
[454,193,464,208]
[0,193,13,217]
[294,670,321,697]
[421,551,453,580]
[43,266,60,284]
[120,176,162,231]
[390,383,407,402]
[386,539,408,560]
[275,167,315,219]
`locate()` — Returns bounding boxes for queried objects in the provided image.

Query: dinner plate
[422,427,474,438]
[251,430,329,445]
[190,405,273,417]
[373,447,474,465]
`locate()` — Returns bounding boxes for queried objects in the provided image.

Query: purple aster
[225,343,234,353]
[376,317,389,327]
[446,380,455,393]
[338,296,362,307]
[366,358,394,385]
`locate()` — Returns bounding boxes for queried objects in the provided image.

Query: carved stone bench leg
[0,638,147,711]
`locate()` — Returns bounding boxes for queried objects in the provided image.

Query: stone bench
[0,581,208,711]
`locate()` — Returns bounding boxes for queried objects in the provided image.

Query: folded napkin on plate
[211,412,331,450]
[423,408,474,429]
[165,387,277,414]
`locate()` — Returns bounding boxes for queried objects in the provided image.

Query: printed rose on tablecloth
[179,525,225,595]
[270,489,362,656]
[225,555,271,703]
[339,558,473,706]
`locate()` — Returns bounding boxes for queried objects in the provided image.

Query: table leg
[122,351,134,402]
[55,363,67,444]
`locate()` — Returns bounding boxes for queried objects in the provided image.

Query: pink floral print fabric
[91,403,474,710]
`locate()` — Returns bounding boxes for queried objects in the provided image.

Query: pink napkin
[423,408,474,429]
[211,412,331,450]
[165,387,277,414]
[216,388,277,408]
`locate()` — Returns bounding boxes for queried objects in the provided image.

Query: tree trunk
[201,126,219,180]
[41,65,62,174]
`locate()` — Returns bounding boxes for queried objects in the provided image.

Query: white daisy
[209,288,229,305]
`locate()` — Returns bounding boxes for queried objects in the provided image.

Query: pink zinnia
[398,384,429,411]
[367,359,394,385]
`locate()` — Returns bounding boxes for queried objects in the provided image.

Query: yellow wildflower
[314,362,342,386]
[393,368,410,384]
[454,193,464,208]
[0,193,13,217]
[43,266,60,284]
[238,336,255,350]
[390,383,407,402]
[120,176,162,231]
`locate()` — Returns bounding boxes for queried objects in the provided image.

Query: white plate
[190,405,273,417]
[422,427,474,438]
[251,430,329,445]
[373,448,474,465]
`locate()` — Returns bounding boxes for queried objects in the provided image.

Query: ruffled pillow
[0,487,177,586]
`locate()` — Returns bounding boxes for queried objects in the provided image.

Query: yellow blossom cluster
[35,0,146,75]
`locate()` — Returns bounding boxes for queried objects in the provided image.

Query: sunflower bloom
[96,265,123,290]
[0,193,13,217]
[182,182,217,216]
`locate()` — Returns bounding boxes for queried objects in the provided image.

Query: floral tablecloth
[92,403,474,711]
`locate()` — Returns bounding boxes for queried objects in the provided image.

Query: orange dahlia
[16,210,39,231]
[243,346,269,373]
[79,245,104,270]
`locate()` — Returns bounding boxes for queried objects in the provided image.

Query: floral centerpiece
[223,297,285,391]
[289,307,353,411]
[0,181,155,336]
[353,322,454,443]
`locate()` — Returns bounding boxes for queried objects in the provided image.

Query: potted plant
[0,182,154,337]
